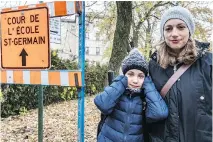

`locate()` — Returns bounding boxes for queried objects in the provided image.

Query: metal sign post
[78,2,85,142]
[38,85,44,142]
[38,1,44,141]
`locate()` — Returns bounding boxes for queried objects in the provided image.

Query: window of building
[96,33,100,41]
[96,47,100,55]
[86,46,89,55]
[86,32,89,39]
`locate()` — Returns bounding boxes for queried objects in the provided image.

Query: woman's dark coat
[148,41,212,142]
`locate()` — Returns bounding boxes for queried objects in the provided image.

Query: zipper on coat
[124,93,133,142]
[174,64,177,73]
[173,62,181,73]
[174,79,181,141]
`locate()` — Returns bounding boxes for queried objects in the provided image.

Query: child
[94,48,168,142]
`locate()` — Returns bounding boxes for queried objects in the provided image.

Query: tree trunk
[108,1,132,74]
[133,27,139,48]
[144,19,152,59]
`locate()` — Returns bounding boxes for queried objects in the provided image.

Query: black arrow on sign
[19,48,28,66]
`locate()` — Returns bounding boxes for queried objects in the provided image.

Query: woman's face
[125,69,145,89]
[163,19,190,52]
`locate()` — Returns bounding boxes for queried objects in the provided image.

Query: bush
[85,62,108,95]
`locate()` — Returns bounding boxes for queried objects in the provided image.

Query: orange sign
[1,7,50,69]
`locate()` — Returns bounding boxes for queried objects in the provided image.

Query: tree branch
[86,1,98,7]
[136,1,173,29]
[150,14,160,20]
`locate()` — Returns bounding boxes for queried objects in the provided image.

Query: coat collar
[195,40,210,58]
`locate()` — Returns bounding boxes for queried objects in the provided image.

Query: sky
[0,1,39,8]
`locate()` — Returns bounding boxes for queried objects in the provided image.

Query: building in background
[50,14,109,65]
[50,15,79,61]
[85,17,109,65]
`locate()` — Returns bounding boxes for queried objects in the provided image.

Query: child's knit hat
[121,48,148,75]
[160,6,195,38]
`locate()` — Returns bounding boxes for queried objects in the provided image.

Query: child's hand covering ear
[112,75,128,88]
[142,76,156,93]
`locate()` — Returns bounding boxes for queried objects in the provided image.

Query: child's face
[125,69,145,89]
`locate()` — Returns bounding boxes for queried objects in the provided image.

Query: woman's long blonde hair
[156,38,198,69]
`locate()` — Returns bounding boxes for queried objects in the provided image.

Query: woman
[148,6,212,142]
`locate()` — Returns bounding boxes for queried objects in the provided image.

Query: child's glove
[142,76,156,93]
[112,75,128,88]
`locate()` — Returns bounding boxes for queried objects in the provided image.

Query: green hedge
[1,50,108,118]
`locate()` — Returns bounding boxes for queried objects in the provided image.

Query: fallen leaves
[1,95,100,142]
